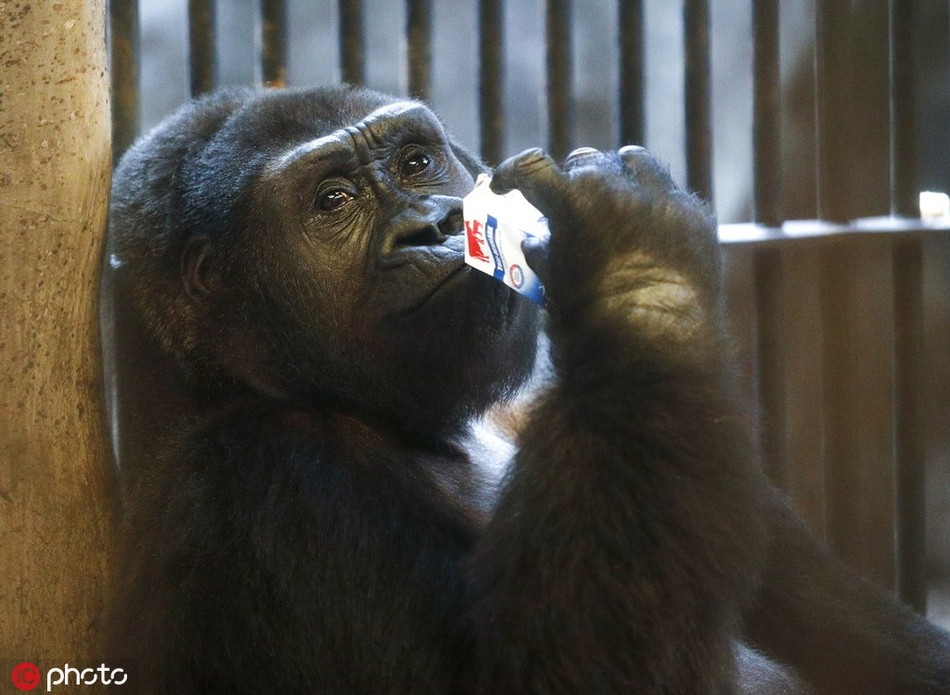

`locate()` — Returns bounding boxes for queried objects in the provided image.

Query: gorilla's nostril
[438,208,465,237]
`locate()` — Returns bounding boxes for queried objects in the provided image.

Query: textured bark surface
[0,0,117,662]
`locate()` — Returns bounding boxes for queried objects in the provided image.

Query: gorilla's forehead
[269,101,442,172]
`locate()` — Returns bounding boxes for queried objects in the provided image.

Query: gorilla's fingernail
[514,148,555,174]
[565,147,601,166]
[618,145,646,156]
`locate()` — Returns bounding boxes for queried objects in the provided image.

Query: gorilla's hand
[490,146,719,345]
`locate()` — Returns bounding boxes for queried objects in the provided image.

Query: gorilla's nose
[384,196,464,252]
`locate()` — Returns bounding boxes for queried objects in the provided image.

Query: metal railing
[106,0,949,614]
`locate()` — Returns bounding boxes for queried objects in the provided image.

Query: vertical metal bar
[406,0,432,100]
[259,0,288,88]
[339,0,366,86]
[751,0,786,488]
[753,248,787,488]
[819,243,856,564]
[109,0,140,164]
[817,1,860,557]
[478,0,504,165]
[782,246,829,536]
[545,0,573,161]
[753,0,782,226]
[889,0,925,613]
[893,238,926,612]
[820,239,899,589]
[683,0,713,203]
[188,0,217,97]
[815,0,852,222]
[889,0,917,218]
[618,0,644,146]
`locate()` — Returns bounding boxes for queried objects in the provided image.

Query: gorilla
[102,85,950,693]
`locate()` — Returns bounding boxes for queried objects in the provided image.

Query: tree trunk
[0,0,116,666]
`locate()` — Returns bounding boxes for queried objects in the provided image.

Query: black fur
[103,86,950,694]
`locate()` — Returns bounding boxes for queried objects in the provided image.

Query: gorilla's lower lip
[380,246,462,271]
[398,260,469,315]
[377,238,473,315]
[379,234,466,271]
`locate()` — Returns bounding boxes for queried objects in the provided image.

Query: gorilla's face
[180,91,539,433]
[256,102,485,320]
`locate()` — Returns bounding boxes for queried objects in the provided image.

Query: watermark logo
[10,663,40,691]
[6,662,126,692]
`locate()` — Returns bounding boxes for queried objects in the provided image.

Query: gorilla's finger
[563,147,606,172]
[618,145,676,191]
[521,236,551,285]
[490,148,567,214]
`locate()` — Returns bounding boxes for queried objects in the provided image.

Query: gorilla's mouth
[378,237,474,316]
[412,261,469,308]
[392,254,470,315]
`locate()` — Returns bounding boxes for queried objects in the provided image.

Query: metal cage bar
[751,0,787,488]
[889,0,925,613]
[618,0,644,147]
[188,0,217,97]
[406,0,432,100]
[815,0,852,222]
[889,0,917,219]
[478,0,504,165]
[259,0,288,87]
[683,0,713,203]
[753,247,788,488]
[545,0,573,161]
[339,0,366,86]
[753,0,782,226]
[893,237,926,612]
[109,0,140,165]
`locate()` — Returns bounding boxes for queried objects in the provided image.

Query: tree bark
[0,0,116,665]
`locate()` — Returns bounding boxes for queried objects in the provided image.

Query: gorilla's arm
[467,148,767,693]
[746,488,950,694]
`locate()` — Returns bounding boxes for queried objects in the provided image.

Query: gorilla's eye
[317,188,354,212]
[399,147,433,178]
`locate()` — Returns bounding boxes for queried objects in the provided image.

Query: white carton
[462,174,550,305]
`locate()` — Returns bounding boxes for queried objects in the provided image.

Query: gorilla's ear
[450,140,489,179]
[181,237,213,304]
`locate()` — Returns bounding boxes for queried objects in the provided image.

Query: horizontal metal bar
[718,218,950,246]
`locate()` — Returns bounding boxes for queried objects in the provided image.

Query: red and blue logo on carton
[462,174,549,306]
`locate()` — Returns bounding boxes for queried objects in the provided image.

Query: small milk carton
[462,174,550,306]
